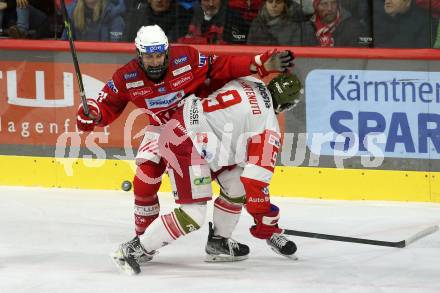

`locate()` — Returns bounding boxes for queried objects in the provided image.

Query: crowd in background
[0,0,438,48]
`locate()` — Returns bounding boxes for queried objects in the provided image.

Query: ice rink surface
[1,186,440,293]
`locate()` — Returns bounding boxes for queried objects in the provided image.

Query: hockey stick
[282,225,439,248]
[59,0,89,116]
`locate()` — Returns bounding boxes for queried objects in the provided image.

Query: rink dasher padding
[0,155,438,203]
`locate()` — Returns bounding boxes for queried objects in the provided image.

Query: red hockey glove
[251,49,295,77]
[76,99,102,132]
[249,204,282,239]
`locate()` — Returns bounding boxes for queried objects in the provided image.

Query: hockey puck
[121,180,132,192]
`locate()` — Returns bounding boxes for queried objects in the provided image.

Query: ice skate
[111,236,154,275]
[136,249,157,266]
[205,222,249,262]
[266,233,298,260]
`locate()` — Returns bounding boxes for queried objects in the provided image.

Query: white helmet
[135,25,169,54]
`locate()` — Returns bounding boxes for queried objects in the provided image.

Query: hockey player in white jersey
[112,73,302,275]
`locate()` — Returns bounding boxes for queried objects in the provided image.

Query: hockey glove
[251,50,295,77]
[76,99,102,132]
[249,204,282,239]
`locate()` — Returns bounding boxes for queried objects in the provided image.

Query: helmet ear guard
[267,73,303,114]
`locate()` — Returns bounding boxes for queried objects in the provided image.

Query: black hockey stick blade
[60,0,89,116]
[282,225,438,248]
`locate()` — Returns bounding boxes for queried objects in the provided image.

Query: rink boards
[0,155,438,202]
[1,41,440,203]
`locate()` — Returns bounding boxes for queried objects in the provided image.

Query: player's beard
[146,65,168,82]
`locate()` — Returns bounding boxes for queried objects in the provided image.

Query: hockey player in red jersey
[111,73,302,275]
[76,25,295,262]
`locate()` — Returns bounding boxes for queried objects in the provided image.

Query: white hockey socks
[212,194,244,238]
[140,203,206,252]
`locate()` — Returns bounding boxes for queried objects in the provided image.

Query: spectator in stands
[293,0,314,15]
[0,1,7,34]
[247,0,317,46]
[415,0,440,48]
[56,0,75,7]
[374,0,431,48]
[178,0,226,44]
[311,0,368,47]
[223,0,263,44]
[61,0,125,41]
[340,0,370,24]
[7,0,55,39]
[298,0,370,23]
[123,0,192,42]
[341,0,372,40]
[0,1,17,36]
[53,0,75,38]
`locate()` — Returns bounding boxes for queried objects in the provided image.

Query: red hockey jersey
[94,45,254,126]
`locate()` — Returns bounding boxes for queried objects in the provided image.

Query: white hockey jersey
[182,76,280,172]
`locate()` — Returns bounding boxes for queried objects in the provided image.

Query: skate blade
[137,257,153,267]
[110,250,139,275]
[269,247,299,261]
[137,250,158,267]
[205,254,249,263]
